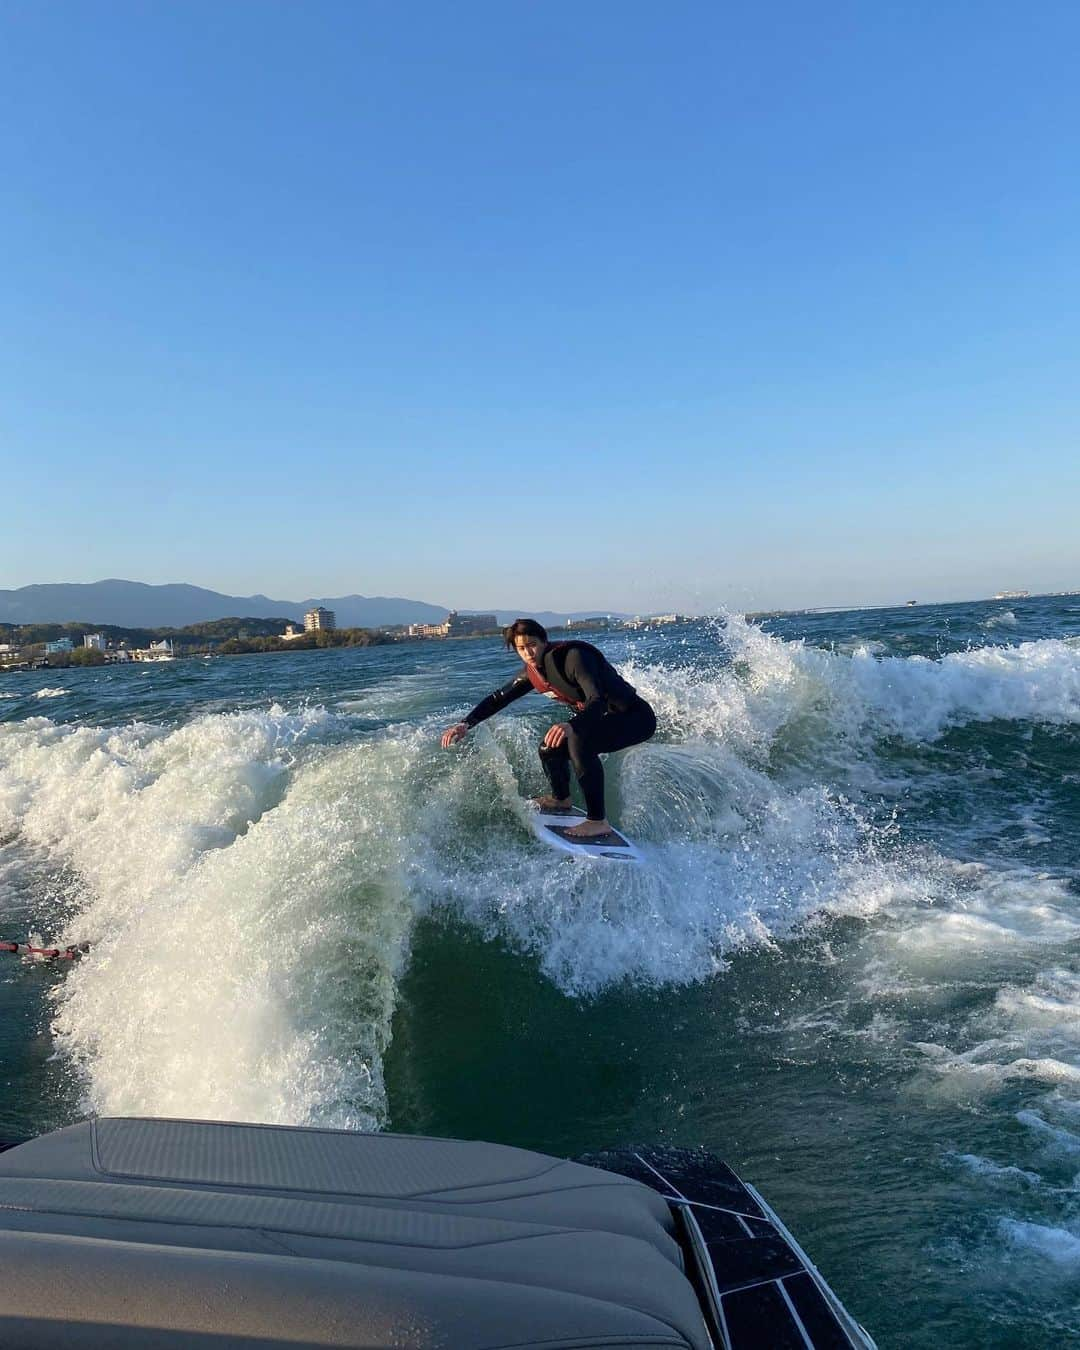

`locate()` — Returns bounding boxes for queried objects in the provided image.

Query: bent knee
[565,731,593,771]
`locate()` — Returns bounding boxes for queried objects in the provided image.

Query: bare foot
[564,818,614,839]
[532,795,573,811]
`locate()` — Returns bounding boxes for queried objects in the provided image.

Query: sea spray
[708,613,1080,744]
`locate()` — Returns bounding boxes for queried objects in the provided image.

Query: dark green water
[2,596,1079,1346]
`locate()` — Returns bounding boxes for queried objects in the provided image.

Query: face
[514,635,546,667]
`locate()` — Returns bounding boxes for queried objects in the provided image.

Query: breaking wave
[683,614,1080,745]
[1,613,1077,1179]
[0,706,415,1129]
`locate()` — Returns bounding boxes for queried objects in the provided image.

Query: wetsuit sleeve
[562,646,609,733]
[464,672,532,727]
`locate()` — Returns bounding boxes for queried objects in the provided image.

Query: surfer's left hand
[543,723,568,749]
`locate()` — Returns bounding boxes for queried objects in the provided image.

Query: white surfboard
[528,804,644,863]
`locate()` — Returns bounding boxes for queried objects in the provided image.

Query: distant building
[280,624,305,641]
[45,638,74,654]
[622,614,689,630]
[406,612,497,639]
[304,608,336,632]
[84,633,106,651]
[446,611,497,637]
[565,617,614,631]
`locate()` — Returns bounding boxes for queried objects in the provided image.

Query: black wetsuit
[464,642,657,820]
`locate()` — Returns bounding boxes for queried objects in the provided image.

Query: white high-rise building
[84,633,106,651]
[304,608,336,632]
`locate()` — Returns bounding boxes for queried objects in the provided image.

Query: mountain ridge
[0,580,625,630]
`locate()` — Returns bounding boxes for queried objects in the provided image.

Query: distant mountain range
[0,580,623,630]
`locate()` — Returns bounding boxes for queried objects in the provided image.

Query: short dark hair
[503,618,548,649]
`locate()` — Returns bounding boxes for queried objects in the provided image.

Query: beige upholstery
[0,1118,711,1349]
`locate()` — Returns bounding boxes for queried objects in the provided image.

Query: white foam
[416,711,947,995]
[1007,1059,1080,1084]
[695,614,1080,744]
[915,1042,1080,1090]
[836,638,888,656]
[34,687,68,699]
[912,962,1080,1126]
[2,708,418,1129]
[1016,1109,1080,1154]
[996,969,1080,1025]
[961,971,1080,1097]
[947,1152,1043,1187]
[894,869,1080,958]
[335,672,443,719]
[1000,1218,1080,1264]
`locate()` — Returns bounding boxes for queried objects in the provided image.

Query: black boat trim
[776,1277,818,1350]
[676,1201,730,1350]
[631,1149,687,1199]
[585,1146,877,1350]
[744,1180,876,1350]
[679,1199,857,1350]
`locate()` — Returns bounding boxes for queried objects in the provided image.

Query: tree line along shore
[0,613,659,672]
[0,617,394,669]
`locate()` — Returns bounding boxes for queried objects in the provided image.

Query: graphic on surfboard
[529,804,644,863]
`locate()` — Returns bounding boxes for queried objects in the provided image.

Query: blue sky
[4,1,1079,613]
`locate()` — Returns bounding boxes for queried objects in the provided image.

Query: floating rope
[0,940,91,963]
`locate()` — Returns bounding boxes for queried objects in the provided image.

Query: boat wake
[0,618,1077,1211]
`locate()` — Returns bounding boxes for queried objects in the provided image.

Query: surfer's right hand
[441,722,470,748]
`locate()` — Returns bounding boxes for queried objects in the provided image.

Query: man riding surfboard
[441,619,656,840]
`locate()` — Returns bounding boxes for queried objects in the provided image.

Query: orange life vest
[523,643,586,710]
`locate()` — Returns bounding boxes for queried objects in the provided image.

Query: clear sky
[4,1,1079,614]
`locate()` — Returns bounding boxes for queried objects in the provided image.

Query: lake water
[2,595,1079,1347]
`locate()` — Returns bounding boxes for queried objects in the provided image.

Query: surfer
[441,619,656,840]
